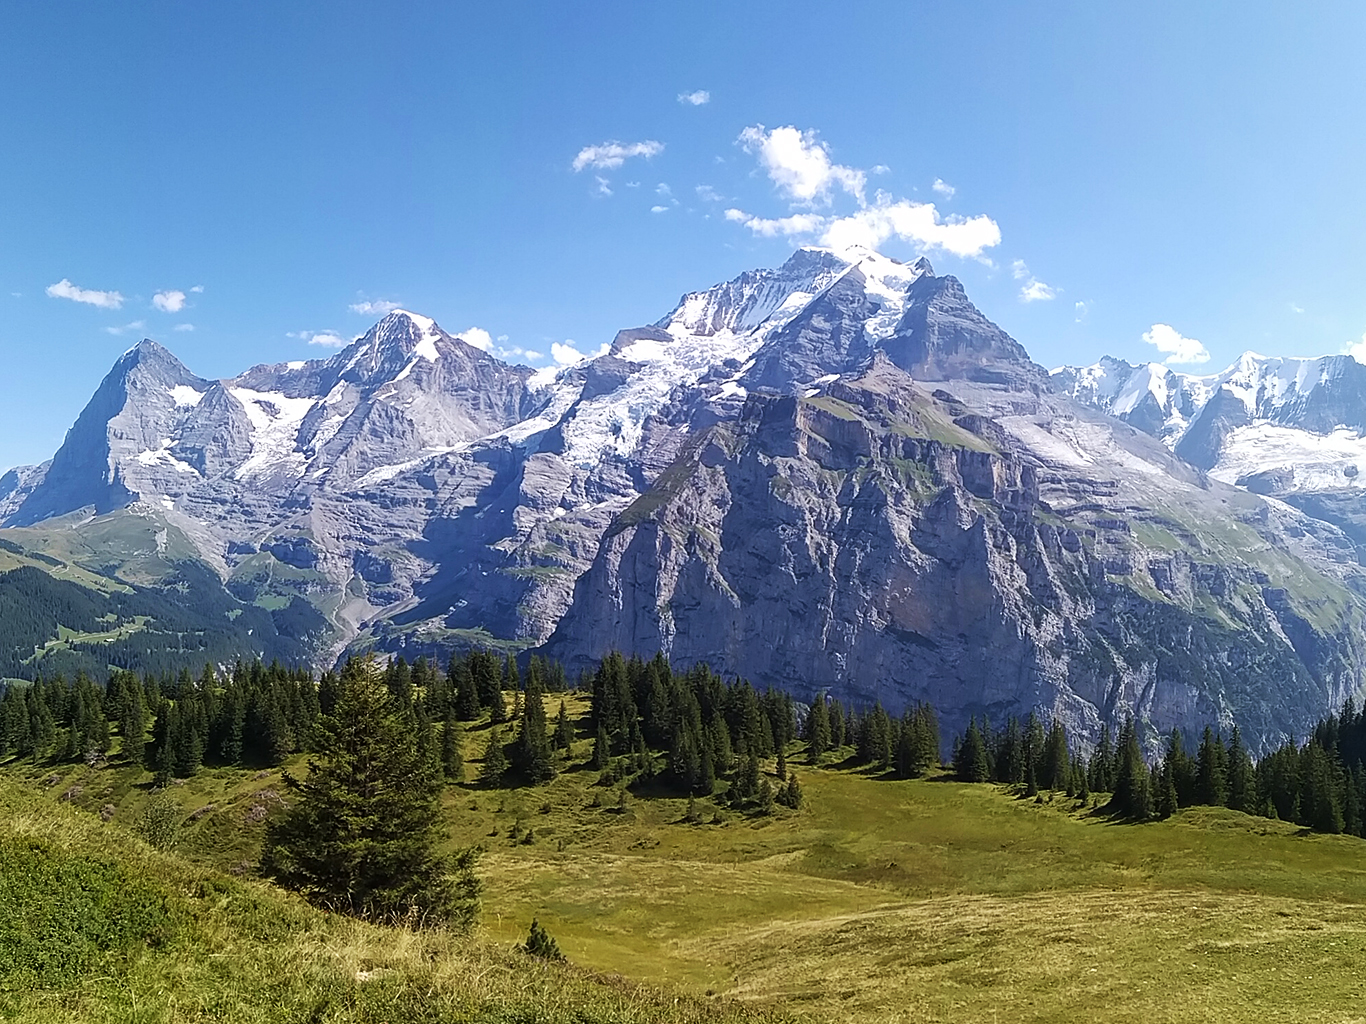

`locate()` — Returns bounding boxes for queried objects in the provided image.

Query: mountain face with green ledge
[5,246,1366,753]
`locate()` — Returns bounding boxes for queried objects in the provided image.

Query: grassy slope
[0,777,769,1024]
[12,693,1366,1022]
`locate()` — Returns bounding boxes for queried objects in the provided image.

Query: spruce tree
[955,720,990,782]
[261,656,480,927]
[523,918,565,961]
[441,712,464,782]
[1196,726,1228,806]
[479,725,509,788]
[514,671,555,783]
[553,700,575,751]
[806,696,830,763]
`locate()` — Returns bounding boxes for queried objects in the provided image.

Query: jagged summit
[12,245,1366,757]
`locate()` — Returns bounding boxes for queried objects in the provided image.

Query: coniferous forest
[5,645,1366,841]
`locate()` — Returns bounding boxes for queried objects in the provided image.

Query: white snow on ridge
[1210,424,1366,492]
[229,387,319,480]
[395,310,441,361]
[134,439,199,475]
[168,385,205,408]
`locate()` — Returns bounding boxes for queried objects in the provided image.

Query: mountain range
[5,245,1366,754]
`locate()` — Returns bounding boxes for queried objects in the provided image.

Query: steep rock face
[8,245,1366,755]
[547,361,1366,754]
[12,341,212,525]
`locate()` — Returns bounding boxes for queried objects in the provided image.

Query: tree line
[9,644,1366,843]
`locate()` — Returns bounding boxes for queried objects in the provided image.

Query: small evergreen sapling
[523,918,565,961]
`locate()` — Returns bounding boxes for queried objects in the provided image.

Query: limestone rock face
[7,248,1366,754]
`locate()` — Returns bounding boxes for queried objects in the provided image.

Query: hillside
[14,686,1366,1023]
[0,773,767,1024]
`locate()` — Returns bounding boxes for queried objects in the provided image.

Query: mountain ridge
[5,246,1366,753]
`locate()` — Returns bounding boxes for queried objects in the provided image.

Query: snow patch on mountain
[1210,424,1366,492]
[168,385,205,408]
[229,388,319,480]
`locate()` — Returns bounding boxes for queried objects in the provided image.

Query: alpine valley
[6,246,1366,754]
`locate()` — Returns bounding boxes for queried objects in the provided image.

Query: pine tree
[479,725,508,788]
[1196,726,1228,807]
[1111,718,1153,819]
[955,719,990,782]
[806,696,830,763]
[591,722,610,770]
[523,918,565,961]
[261,656,480,928]
[553,700,575,751]
[776,746,788,781]
[1226,726,1254,813]
[514,670,555,783]
[441,712,464,782]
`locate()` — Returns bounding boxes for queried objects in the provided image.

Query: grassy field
[11,692,1366,1022]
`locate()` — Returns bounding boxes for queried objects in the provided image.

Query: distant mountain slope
[6,246,1366,750]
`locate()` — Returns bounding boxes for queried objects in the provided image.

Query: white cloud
[572,140,664,172]
[288,329,348,348]
[932,178,956,198]
[350,299,402,316]
[727,126,1001,260]
[1011,261,1056,302]
[871,164,890,175]
[678,90,710,106]
[104,320,146,336]
[1343,333,1366,363]
[656,183,672,197]
[174,323,195,332]
[152,289,186,313]
[738,125,866,207]
[1291,303,1305,315]
[823,199,1000,258]
[459,327,494,353]
[650,205,669,213]
[594,176,613,197]
[695,185,723,202]
[46,278,124,309]
[1074,301,1089,323]
[190,285,204,294]
[551,340,609,366]
[1143,323,1210,365]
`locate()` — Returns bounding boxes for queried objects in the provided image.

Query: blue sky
[3,2,1366,471]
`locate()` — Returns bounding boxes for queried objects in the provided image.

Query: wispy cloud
[695,185,723,203]
[190,285,204,294]
[932,178,956,198]
[1012,260,1057,302]
[105,320,146,336]
[650,205,669,213]
[1074,301,1089,323]
[288,329,348,349]
[46,278,123,309]
[1143,323,1209,365]
[152,289,186,313]
[1343,333,1366,363]
[594,176,613,197]
[174,323,195,332]
[726,125,1002,260]
[1290,303,1305,315]
[572,140,664,172]
[678,90,710,106]
[350,299,402,316]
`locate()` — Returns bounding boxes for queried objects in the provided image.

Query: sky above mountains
[3,1,1366,472]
